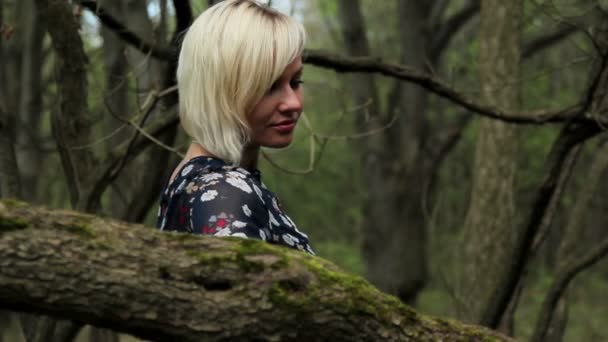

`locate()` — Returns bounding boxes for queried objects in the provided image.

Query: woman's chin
[261,137,294,149]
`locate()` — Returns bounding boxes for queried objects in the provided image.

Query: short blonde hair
[177,0,306,165]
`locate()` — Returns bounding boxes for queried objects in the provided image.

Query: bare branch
[531,145,582,252]
[481,119,603,328]
[304,49,589,125]
[76,0,173,60]
[522,24,578,59]
[531,236,608,342]
[430,0,480,62]
[88,89,180,212]
[81,0,597,127]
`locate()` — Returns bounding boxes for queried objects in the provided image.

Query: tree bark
[0,0,22,199]
[35,0,99,212]
[16,0,45,204]
[457,0,522,326]
[0,200,512,342]
[121,0,178,223]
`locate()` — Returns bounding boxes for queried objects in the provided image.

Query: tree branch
[80,0,598,127]
[37,0,98,211]
[430,0,480,62]
[531,236,608,342]
[88,106,179,213]
[0,200,512,342]
[304,49,589,125]
[76,0,174,60]
[480,48,608,327]
[522,24,578,59]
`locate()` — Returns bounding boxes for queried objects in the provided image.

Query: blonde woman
[157,0,314,254]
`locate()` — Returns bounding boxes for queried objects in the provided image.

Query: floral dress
[157,156,314,254]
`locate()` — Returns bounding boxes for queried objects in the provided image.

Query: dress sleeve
[188,172,270,241]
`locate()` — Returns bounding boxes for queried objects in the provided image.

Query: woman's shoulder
[170,157,264,203]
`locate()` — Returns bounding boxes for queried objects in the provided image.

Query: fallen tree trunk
[0,200,510,341]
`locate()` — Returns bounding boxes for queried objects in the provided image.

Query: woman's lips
[271,121,296,133]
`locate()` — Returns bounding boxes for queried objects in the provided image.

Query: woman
[157,0,314,254]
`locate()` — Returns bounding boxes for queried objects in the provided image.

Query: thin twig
[531,236,608,342]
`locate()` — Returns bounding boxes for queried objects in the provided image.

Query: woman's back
[158,156,314,254]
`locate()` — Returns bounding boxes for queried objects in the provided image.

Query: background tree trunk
[16,0,45,204]
[121,0,178,224]
[457,0,522,326]
[0,0,21,199]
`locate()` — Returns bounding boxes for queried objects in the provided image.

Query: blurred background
[0,0,607,341]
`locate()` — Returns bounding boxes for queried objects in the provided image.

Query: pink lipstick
[271,120,296,133]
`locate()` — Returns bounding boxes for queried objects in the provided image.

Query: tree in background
[457,0,522,327]
[0,0,607,340]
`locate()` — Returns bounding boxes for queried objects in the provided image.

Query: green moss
[165,231,200,242]
[60,218,95,237]
[266,254,408,321]
[236,238,290,269]
[1,199,28,208]
[0,216,29,232]
[235,252,265,273]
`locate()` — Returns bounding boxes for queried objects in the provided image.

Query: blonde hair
[177,0,306,165]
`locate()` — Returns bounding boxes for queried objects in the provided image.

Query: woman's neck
[240,144,260,170]
[186,142,259,169]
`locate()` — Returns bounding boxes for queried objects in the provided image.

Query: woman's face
[247,57,303,148]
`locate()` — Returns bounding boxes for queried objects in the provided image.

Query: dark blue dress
[157,156,314,254]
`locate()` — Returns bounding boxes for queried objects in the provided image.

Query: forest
[0,0,607,341]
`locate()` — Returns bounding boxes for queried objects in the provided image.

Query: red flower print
[202,226,216,234]
[217,219,227,228]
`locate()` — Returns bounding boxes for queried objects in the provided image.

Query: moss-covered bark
[0,200,511,341]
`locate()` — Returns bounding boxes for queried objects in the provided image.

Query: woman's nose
[278,87,303,113]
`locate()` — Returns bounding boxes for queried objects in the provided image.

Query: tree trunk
[338,0,429,305]
[0,0,22,199]
[121,0,177,224]
[16,0,45,204]
[35,0,99,212]
[0,199,512,342]
[457,0,522,325]
[100,0,131,218]
[368,0,433,305]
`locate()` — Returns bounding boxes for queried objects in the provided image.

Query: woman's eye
[290,79,303,89]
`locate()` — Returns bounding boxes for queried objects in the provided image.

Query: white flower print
[252,183,264,203]
[259,230,267,241]
[269,211,280,227]
[214,227,232,237]
[294,227,308,239]
[227,171,247,179]
[176,179,186,192]
[200,190,218,202]
[280,214,293,227]
[242,204,252,217]
[282,234,298,246]
[226,177,252,193]
[229,232,248,239]
[181,164,194,176]
[232,220,247,228]
[200,173,223,183]
[272,198,280,211]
